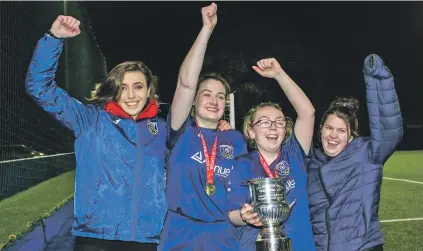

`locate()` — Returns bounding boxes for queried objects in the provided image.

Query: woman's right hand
[252,58,286,79]
[240,203,263,227]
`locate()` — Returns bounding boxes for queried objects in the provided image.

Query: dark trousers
[365,244,384,251]
[74,237,157,251]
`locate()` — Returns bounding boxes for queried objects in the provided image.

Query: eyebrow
[325,125,347,130]
[200,89,225,96]
[122,82,145,86]
[257,116,285,120]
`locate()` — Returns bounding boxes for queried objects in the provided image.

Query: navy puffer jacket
[307,54,403,251]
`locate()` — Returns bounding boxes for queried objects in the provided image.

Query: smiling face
[193,79,227,127]
[248,106,287,154]
[116,71,149,119]
[320,114,351,157]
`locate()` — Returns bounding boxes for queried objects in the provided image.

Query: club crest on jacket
[147,119,158,134]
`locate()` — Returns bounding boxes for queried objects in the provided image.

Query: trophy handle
[240,180,256,205]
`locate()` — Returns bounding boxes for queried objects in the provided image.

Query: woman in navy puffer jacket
[307,54,403,251]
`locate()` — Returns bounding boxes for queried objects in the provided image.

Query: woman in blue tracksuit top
[307,54,403,251]
[227,58,316,251]
[158,3,248,251]
[25,16,166,250]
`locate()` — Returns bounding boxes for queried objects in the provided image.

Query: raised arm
[363,54,403,164]
[25,15,95,137]
[253,58,315,154]
[170,3,218,131]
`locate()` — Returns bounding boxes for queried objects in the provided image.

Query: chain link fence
[0,1,107,200]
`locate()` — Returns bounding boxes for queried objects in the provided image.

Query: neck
[195,116,218,129]
[257,146,280,164]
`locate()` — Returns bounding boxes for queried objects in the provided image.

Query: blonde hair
[243,102,293,148]
[87,61,158,106]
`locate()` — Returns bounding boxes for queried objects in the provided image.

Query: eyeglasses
[252,119,287,128]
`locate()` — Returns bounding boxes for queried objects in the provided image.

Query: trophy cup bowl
[243,177,294,251]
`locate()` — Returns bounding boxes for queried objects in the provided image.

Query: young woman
[307,54,403,251]
[26,16,166,251]
[228,58,316,251]
[158,3,248,250]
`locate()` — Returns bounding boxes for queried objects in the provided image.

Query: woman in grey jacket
[307,54,403,251]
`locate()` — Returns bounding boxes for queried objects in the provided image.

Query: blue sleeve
[363,54,403,164]
[228,158,251,212]
[284,132,307,171]
[25,34,97,138]
[234,131,248,158]
[239,139,248,157]
[303,140,316,171]
[166,107,192,150]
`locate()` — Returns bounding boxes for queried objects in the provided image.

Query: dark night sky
[83,1,423,148]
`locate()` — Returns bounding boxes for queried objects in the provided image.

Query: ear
[282,129,287,138]
[247,126,256,141]
[347,127,353,143]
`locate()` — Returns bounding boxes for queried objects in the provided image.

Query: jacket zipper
[131,121,143,241]
[318,168,331,251]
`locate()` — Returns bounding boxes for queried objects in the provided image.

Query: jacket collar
[311,137,364,167]
[104,98,158,121]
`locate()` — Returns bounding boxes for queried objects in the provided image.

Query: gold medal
[205,184,216,196]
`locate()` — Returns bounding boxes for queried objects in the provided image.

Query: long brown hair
[87,61,158,106]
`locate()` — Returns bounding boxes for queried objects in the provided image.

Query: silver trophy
[243,177,295,251]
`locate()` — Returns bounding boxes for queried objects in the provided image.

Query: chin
[203,114,221,122]
[208,116,221,122]
[260,144,279,153]
[271,146,281,152]
[325,150,339,157]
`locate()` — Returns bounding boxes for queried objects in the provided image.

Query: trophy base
[256,236,291,251]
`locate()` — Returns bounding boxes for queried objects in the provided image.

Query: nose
[269,121,277,130]
[329,130,337,138]
[210,96,217,105]
[127,87,135,99]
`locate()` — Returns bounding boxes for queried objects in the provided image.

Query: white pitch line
[380,218,423,223]
[0,152,75,164]
[383,177,423,185]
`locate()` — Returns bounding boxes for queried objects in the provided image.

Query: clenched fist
[201,3,218,30]
[252,58,286,79]
[50,15,81,38]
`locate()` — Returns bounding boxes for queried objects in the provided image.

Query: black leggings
[74,237,157,251]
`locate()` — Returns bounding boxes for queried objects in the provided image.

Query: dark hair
[87,61,158,106]
[320,97,360,138]
[197,72,231,98]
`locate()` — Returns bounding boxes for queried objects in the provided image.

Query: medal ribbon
[258,151,281,178]
[196,122,218,186]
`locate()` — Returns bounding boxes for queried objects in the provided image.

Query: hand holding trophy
[243,177,295,251]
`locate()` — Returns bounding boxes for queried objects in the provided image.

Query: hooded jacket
[25,34,167,243]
